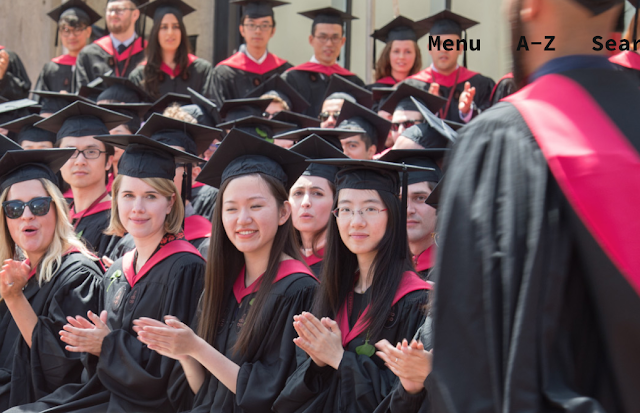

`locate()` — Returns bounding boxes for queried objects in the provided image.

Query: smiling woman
[0,146,102,410]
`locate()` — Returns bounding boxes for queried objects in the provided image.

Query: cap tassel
[373,39,377,70]
[400,163,409,259]
[634,6,639,43]
[55,28,59,48]
[463,29,468,68]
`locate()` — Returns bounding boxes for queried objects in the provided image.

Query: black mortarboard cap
[0,148,75,193]
[575,0,625,15]
[273,127,355,150]
[0,99,41,125]
[48,0,101,26]
[32,92,92,116]
[108,0,142,4]
[98,103,152,133]
[323,75,374,109]
[411,97,459,144]
[187,87,222,126]
[371,87,395,112]
[0,114,57,145]
[231,0,289,18]
[290,134,347,183]
[380,82,447,114]
[35,101,131,141]
[371,16,430,43]
[95,134,204,180]
[298,7,357,26]
[425,177,443,208]
[336,100,391,150]
[271,111,320,129]
[196,129,308,190]
[98,75,152,103]
[399,123,451,150]
[138,0,196,21]
[138,113,223,156]
[379,149,444,184]
[245,74,310,113]
[217,116,295,140]
[219,97,273,121]
[148,92,192,115]
[419,10,479,37]
[0,133,23,153]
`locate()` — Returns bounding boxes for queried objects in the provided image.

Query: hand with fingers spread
[458,81,477,115]
[375,339,433,394]
[428,82,440,96]
[59,310,111,356]
[0,50,9,80]
[0,259,30,300]
[293,312,344,370]
[134,316,199,362]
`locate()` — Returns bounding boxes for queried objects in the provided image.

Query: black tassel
[373,39,377,69]
[400,164,409,259]
[55,28,59,48]
[634,6,638,43]
[463,29,468,68]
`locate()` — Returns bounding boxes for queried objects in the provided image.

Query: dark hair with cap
[233,0,288,27]
[312,166,415,343]
[142,5,193,100]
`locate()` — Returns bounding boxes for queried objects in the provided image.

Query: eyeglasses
[262,111,278,119]
[391,120,422,132]
[3,197,53,219]
[243,23,274,32]
[70,149,108,159]
[318,111,340,122]
[314,35,343,44]
[106,7,135,15]
[332,207,388,220]
[59,26,87,37]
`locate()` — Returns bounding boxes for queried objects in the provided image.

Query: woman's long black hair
[313,188,414,340]
[142,9,192,100]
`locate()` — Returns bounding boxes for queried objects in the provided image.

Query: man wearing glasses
[211,0,292,106]
[74,0,145,89]
[35,101,131,259]
[35,1,100,96]
[282,7,365,117]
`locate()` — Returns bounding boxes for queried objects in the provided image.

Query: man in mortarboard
[74,0,146,89]
[404,10,495,124]
[282,7,365,117]
[335,100,391,160]
[318,74,373,129]
[0,44,31,101]
[0,114,57,150]
[211,0,293,106]
[428,0,640,412]
[35,0,101,96]
[35,101,131,258]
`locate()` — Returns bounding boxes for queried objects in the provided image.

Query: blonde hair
[260,93,290,111]
[0,179,95,286]
[163,103,197,124]
[105,174,184,237]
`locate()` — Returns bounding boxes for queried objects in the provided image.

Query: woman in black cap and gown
[129,0,215,100]
[134,130,319,413]
[0,143,102,410]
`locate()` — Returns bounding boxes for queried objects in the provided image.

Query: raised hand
[458,81,477,115]
[375,339,433,394]
[0,259,30,300]
[428,82,441,96]
[293,312,344,369]
[0,50,9,80]
[134,316,199,361]
[60,310,110,356]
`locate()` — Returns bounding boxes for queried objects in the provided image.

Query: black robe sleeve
[210,62,293,107]
[0,253,102,410]
[129,59,216,101]
[34,62,75,97]
[74,210,120,259]
[0,50,31,100]
[190,185,218,221]
[273,290,428,413]
[490,76,517,106]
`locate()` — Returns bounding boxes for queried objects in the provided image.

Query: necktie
[117,43,128,55]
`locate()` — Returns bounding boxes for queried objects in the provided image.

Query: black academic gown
[281,64,365,117]
[34,55,76,97]
[489,73,517,106]
[273,276,429,413]
[70,199,119,259]
[210,51,292,107]
[74,36,146,89]
[0,47,31,100]
[189,184,218,221]
[403,66,494,123]
[170,260,317,413]
[128,55,216,101]
[427,67,640,413]
[8,235,205,413]
[0,252,102,411]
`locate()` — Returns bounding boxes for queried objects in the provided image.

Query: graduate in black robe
[35,1,101,97]
[7,135,207,413]
[210,0,293,106]
[403,10,495,124]
[129,0,215,101]
[134,130,318,413]
[0,146,103,410]
[489,72,516,105]
[73,0,146,89]
[282,7,364,117]
[273,159,431,413]
[34,101,132,258]
[427,1,640,411]
[288,135,347,278]
[0,46,31,101]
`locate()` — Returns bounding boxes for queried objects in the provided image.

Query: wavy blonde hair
[0,179,95,286]
[105,174,184,237]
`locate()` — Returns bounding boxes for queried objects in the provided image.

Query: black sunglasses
[2,197,53,219]
[318,111,340,122]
